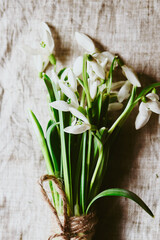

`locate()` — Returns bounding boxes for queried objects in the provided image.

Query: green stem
[86,131,92,203]
[82,54,91,108]
[80,132,87,214]
[80,89,86,107]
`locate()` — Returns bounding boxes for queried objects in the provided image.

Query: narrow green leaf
[28,110,54,175]
[80,132,87,214]
[46,122,60,173]
[89,135,103,197]
[83,54,91,108]
[106,57,117,94]
[51,81,73,212]
[43,74,58,122]
[87,188,154,217]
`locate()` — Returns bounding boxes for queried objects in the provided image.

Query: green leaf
[80,132,87,213]
[46,119,55,130]
[46,122,60,173]
[43,74,55,102]
[43,74,59,122]
[106,57,117,94]
[28,110,54,175]
[86,188,154,217]
[83,54,91,108]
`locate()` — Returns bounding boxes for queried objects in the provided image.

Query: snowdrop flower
[122,65,141,87]
[59,81,79,108]
[48,69,60,90]
[117,81,132,103]
[73,56,83,77]
[60,68,77,92]
[89,60,105,79]
[135,93,160,129]
[88,78,100,100]
[24,22,54,72]
[50,101,91,134]
[75,32,96,53]
[64,107,91,134]
[93,51,115,68]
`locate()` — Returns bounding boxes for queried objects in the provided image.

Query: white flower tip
[49,100,70,111]
[73,56,83,77]
[64,123,91,134]
[135,109,151,130]
[108,102,123,111]
[75,32,96,53]
[122,65,141,87]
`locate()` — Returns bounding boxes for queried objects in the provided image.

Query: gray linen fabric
[0,0,160,239]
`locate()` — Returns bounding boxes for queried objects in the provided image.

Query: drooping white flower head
[64,107,91,134]
[93,51,115,69]
[73,56,83,77]
[88,78,99,100]
[59,82,79,108]
[122,65,141,87]
[135,93,160,130]
[89,60,105,79]
[117,81,132,103]
[75,32,96,53]
[61,68,77,92]
[50,101,91,134]
[49,69,60,90]
[23,22,54,72]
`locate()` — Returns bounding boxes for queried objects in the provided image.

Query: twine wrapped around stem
[39,175,97,240]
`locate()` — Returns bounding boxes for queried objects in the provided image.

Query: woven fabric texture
[0,0,160,239]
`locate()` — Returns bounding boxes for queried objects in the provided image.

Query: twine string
[39,174,97,240]
[39,174,69,240]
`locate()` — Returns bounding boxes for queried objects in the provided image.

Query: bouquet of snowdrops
[26,22,160,238]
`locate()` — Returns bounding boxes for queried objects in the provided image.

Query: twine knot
[39,175,97,240]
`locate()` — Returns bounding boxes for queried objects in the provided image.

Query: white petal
[71,118,77,126]
[117,81,132,103]
[41,22,54,52]
[68,69,77,92]
[100,51,115,63]
[135,110,152,130]
[87,61,98,81]
[49,100,70,111]
[90,61,105,79]
[64,123,90,134]
[100,57,108,69]
[88,79,98,100]
[69,107,89,124]
[41,22,52,36]
[73,56,83,77]
[50,70,60,89]
[75,32,96,53]
[59,82,79,107]
[33,55,49,72]
[108,102,123,111]
[146,93,159,101]
[111,81,126,91]
[122,65,141,87]
[139,102,149,115]
[146,101,160,114]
